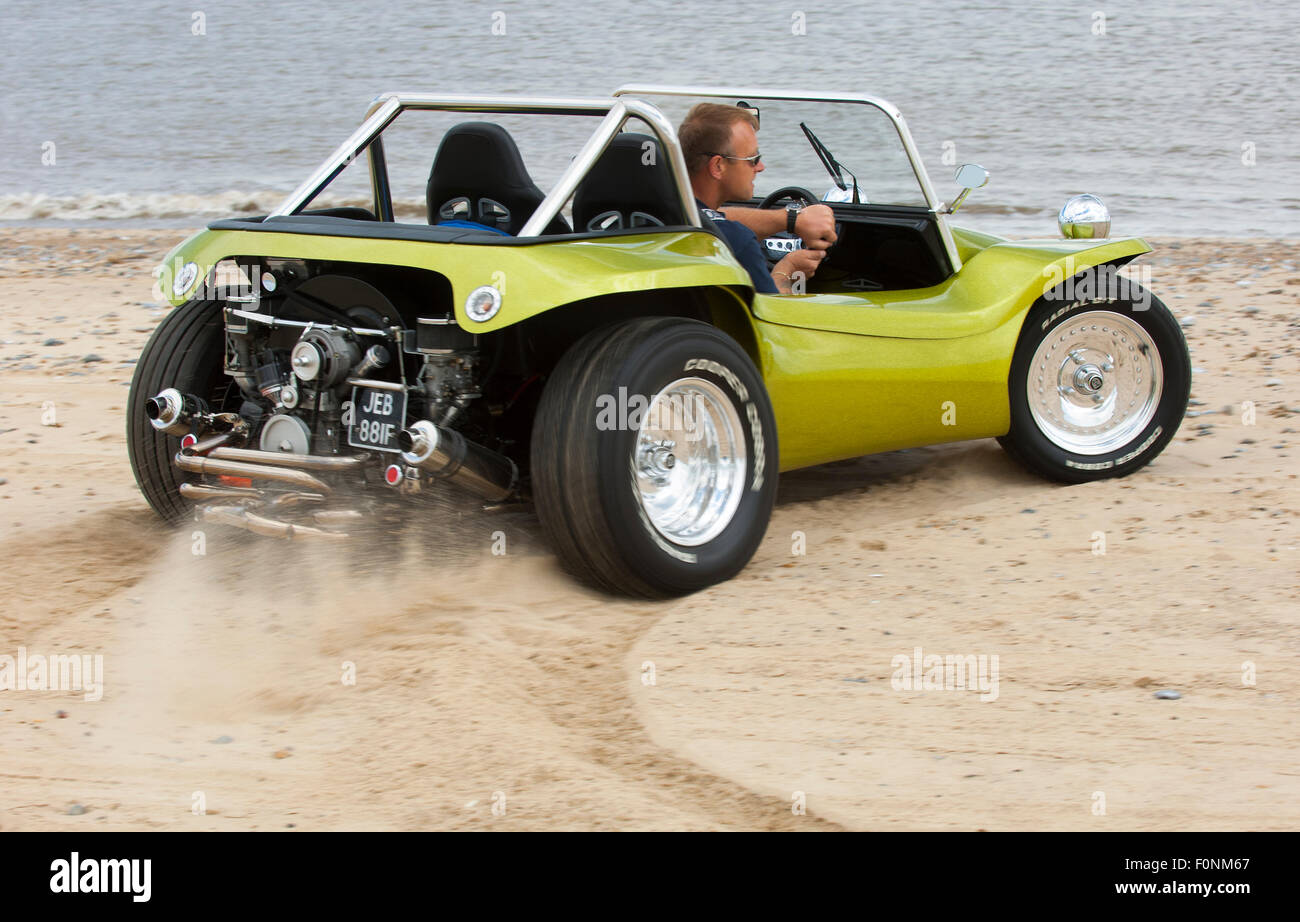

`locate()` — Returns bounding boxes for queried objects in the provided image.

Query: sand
[0,228,1296,830]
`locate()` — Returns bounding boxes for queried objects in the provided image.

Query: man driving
[678,103,837,295]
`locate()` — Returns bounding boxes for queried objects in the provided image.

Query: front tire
[531,317,778,597]
[999,288,1190,483]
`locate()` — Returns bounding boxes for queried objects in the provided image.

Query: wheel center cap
[1074,364,1105,393]
[638,440,677,480]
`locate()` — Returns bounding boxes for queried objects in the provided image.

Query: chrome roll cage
[269,93,702,238]
[271,85,961,273]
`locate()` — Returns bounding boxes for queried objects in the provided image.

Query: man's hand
[794,204,837,251]
[772,249,825,294]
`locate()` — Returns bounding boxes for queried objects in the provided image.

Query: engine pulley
[259,413,313,454]
[291,328,360,388]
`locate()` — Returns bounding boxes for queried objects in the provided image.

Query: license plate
[347,386,407,453]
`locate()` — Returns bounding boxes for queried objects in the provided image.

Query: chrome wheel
[632,376,746,546]
[1027,310,1163,455]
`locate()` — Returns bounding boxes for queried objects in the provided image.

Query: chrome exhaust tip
[395,421,429,457]
[146,388,200,436]
[398,420,517,502]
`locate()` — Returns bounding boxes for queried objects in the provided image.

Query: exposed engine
[142,263,519,539]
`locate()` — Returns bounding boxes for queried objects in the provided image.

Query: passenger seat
[426,122,571,236]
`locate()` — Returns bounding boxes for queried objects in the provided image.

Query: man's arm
[721,203,837,250]
[706,211,826,295]
[770,249,826,294]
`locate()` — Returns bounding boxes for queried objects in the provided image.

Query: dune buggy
[128,85,1190,596]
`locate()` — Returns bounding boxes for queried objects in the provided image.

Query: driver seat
[426,122,570,236]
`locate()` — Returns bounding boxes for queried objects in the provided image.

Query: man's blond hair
[678,103,759,176]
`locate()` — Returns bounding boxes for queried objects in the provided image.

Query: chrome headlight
[1058,194,1110,239]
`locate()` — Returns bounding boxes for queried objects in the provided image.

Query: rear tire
[126,299,231,523]
[531,317,778,597]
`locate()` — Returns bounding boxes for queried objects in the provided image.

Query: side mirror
[945,163,989,214]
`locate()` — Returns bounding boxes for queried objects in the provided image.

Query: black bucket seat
[426,122,570,236]
[572,132,688,232]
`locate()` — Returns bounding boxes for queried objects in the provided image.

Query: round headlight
[1058,194,1111,239]
[465,285,502,323]
[172,261,199,297]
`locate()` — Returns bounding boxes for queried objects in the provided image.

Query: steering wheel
[756,186,840,266]
[758,186,818,210]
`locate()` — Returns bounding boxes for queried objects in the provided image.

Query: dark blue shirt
[697,200,779,294]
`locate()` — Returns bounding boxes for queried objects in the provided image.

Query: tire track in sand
[2,502,842,830]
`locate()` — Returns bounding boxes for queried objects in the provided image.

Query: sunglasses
[709,151,763,167]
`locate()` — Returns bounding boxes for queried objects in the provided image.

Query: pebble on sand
[1154,689,1182,700]
[66,804,87,816]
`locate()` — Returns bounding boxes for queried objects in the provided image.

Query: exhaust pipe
[148,391,246,443]
[174,452,332,493]
[197,504,348,541]
[206,446,368,473]
[179,483,328,507]
[145,388,205,436]
[146,384,211,434]
[398,420,517,502]
[179,482,262,501]
[182,431,239,456]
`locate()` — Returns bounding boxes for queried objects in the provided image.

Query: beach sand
[0,228,1296,830]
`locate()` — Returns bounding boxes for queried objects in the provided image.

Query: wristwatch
[786,202,803,235]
